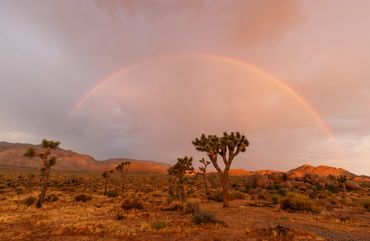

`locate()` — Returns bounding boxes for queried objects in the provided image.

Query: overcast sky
[1,0,369,174]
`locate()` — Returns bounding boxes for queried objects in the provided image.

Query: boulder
[345,180,362,191]
[245,174,270,188]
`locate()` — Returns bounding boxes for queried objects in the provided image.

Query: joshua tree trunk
[104,176,109,195]
[221,176,230,207]
[202,174,208,195]
[121,175,125,193]
[36,167,50,208]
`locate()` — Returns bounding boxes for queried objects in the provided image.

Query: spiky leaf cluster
[168,156,194,177]
[41,139,60,149]
[199,158,210,173]
[115,161,130,173]
[193,132,249,161]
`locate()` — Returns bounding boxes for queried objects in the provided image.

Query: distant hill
[287,164,356,178]
[0,142,170,174]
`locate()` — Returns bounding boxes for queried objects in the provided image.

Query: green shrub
[74,194,92,203]
[326,184,339,193]
[184,199,200,214]
[280,192,320,213]
[105,191,118,198]
[23,196,36,206]
[152,220,168,230]
[192,210,219,225]
[121,198,144,210]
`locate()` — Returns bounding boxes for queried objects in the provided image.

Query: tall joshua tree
[24,139,60,208]
[168,156,194,202]
[198,158,211,195]
[193,132,249,207]
[115,161,130,193]
[102,170,114,195]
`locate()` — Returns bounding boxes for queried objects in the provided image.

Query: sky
[0,0,369,175]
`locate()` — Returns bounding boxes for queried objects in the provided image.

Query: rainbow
[70,53,333,136]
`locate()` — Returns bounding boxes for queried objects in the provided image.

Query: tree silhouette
[102,170,114,195]
[24,139,60,208]
[193,132,249,207]
[198,158,211,195]
[115,161,130,193]
[168,156,194,202]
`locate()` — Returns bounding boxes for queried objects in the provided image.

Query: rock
[345,180,362,190]
[269,173,287,184]
[246,174,270,188]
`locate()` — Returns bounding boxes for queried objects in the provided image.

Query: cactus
[193,132,249,207]
[115,161,130,193]
[24,139,60,208]
[168,156,194,202]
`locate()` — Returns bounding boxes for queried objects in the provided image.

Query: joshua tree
[198,158,211,195]
[102,170,114,195]
[24,139,60,208]
[193,132,249,207]
[115,161,130,193]
[338,175,347,198]
[168,156,194,202]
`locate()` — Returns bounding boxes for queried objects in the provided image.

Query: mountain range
[0,142,365,179]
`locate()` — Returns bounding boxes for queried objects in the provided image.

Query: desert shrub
[23,196,37,206]
[184,199,200,214]
[192,210,219,225]
[280,192,320,213]
[230,190,245,200]
[326,184,339,193]
[360,199,370,211]
[45,194,59,202]
[167,201,184,211]
[272,194,283,205]
[105,191,118,198]
[74,194,92,203]
[152,220,168,230]
[208,190,223,202]
[121,198,144,210]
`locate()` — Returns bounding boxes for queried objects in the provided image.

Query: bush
[152,220,168,230]
[208,190,223,202]
[167,201,184,211]
[184,199,200,214]
[192,210,219,225]
[74,194,92,203]
[230,190,245,200]
[360,199,370,211]
[45,194,59,202]
[121,198,144,210]
[23,196,36,206]
[326,184,339,193]
[280,192,320,213]
[105,191,118,198]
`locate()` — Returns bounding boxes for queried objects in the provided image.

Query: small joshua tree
[115,161,130,193]
[102,170,114,195]
[198,158,211,195]
[193,132,249,207]
[168,156,194,202]
[24,139,60,208]
[338,175,347,199]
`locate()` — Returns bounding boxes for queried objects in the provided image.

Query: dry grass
[0,169,369,241]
